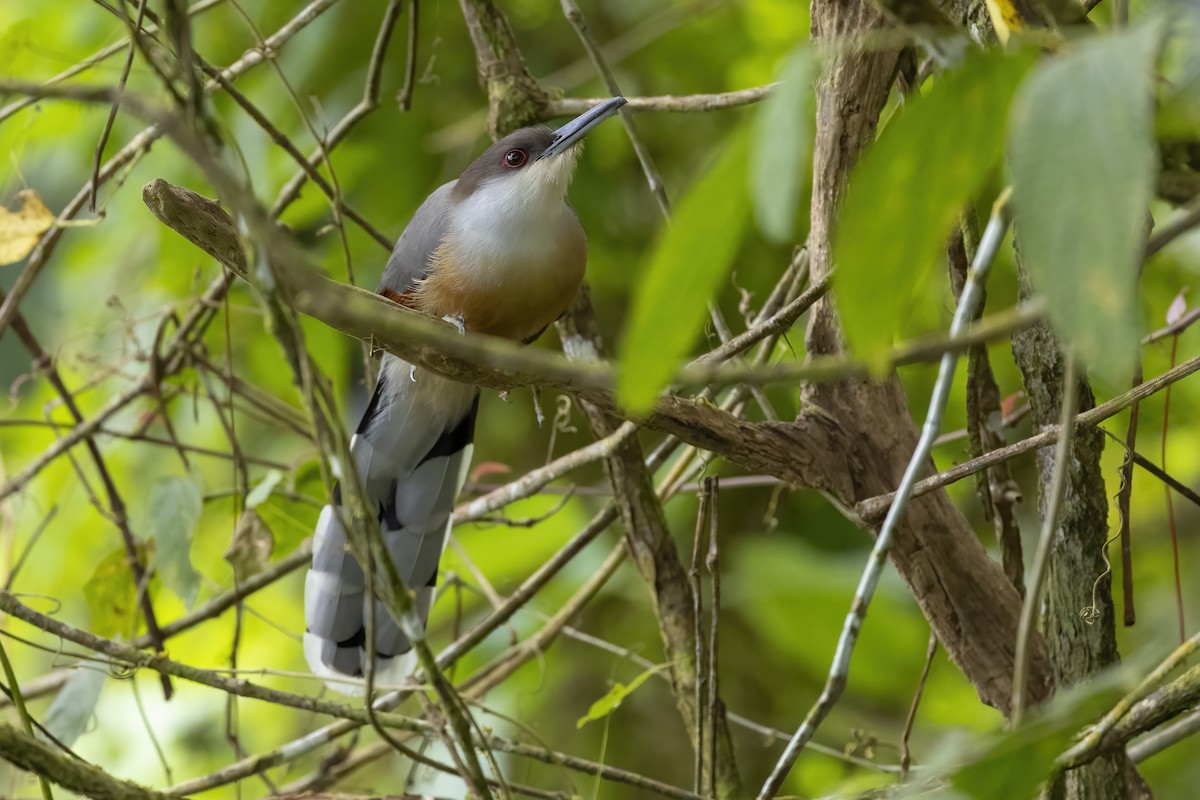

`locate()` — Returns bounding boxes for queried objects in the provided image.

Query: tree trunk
[800,0,1054,714]
[1011,266,1139,799]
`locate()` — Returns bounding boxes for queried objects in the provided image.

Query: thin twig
[757,192,1012,799]
[1116,366,1142,627]
[396,0,420,110]
[451,423,636,524]
[1099,428,1200,509]
[1145,194,1200,257]
[559,0,670,214]
[547,85,774,116]
[91,0,150,212]
[1128,708,1200,763]
[1143,304,1200,345]
[1162,332,1186,643]
[704,476,721,798]
[1059,629,1200,768]
[899,633,937,778]
[0,637,54,800]
[0,0,345,341]
[0,288,174,700]
[0,0,226,125]
[857,351,1200,521]
[689,485,711,794]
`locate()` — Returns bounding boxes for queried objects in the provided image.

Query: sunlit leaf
[224,509,274,581]
[1008,22,1161,387]
[42,666,105,747]
[245,469,284,509]
[751,46,814,244]
[576,663,670,729]
[147,474,203,608]
[0,189,54,265]
[84,544,150,637]
[835,50,1035,368]
[618,130,750,415]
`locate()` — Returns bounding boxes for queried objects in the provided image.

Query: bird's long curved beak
[537,96,627,161]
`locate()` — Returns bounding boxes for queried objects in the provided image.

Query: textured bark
[949,223,1026,595]
[0,720,173,800]
[457,0,550,138]
[800,0,1053,714]
[1011,268,1132,799]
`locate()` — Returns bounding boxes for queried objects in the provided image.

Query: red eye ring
[503,148,528,168]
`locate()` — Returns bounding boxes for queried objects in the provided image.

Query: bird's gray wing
[378,180,457,297]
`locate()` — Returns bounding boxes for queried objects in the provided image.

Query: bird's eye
[503,148,528,168]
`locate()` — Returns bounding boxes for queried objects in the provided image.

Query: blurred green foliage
[0,1,1199,798]
[618,124,748,413]
[836,48,1033,368]
[1008,21,1159,388]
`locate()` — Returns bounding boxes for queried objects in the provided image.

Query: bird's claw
[499,390,512,403]
[443,314,466,335]
[532,385,544,429]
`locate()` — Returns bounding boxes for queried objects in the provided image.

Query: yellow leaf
[0,189,55,265]
[984,0,1024,44]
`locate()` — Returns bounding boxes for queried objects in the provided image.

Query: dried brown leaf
[224,509,274,581]
[0,189,55,265]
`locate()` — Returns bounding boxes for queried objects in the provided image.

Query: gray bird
[304,97,627,692]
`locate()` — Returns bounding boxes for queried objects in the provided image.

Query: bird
[304,97,627,693]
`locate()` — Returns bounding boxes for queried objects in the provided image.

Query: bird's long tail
[304,354,478,694]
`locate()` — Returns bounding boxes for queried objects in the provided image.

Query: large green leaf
[751,46,814,244]
[835,50,1035,367]
[1008,23,1160,387]
[618,130,750,415]
[950,659,1144,800]
[147,474,203,608]
[83,544,150,637]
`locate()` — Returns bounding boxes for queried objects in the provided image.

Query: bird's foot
[532,385,544,429]
[409,365,418,383]
[442,314,466,335]
[499,390,512,403]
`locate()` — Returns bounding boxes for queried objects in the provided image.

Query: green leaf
[147,474,203,608]
[245,469,284,509]
[576,663,670,729]
[42,666,105,747]
[1008,23,1161,387]
[835,50,1035,367]
[618,130,750,415]
[83,544,150,637]
[950,660,1142,800]
[751,46,814,243]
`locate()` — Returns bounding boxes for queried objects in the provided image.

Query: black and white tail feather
[304,353,478,694]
